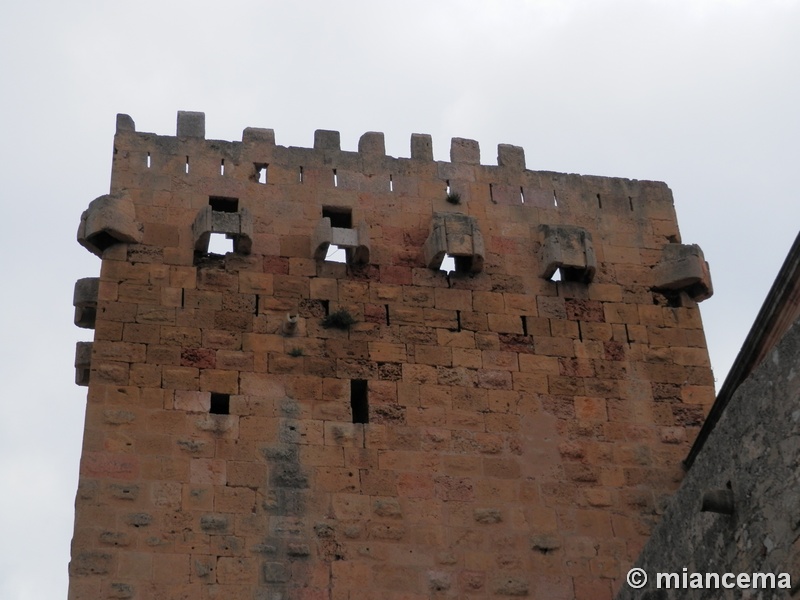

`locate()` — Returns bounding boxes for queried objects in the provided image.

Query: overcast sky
[1,1,798,597]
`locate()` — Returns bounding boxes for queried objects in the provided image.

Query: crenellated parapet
[87,110,705,298]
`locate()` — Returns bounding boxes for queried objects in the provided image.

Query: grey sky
[1,1,798,597]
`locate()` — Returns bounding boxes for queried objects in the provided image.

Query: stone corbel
[77,193,143,256]
[75,342,93,387]
[73,278,99,329]
[424,212,485,273]
[538,224,596,282]
[653,243,713,301]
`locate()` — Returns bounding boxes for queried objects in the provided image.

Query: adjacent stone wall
[617,320,800,600]
[68,112,715,599]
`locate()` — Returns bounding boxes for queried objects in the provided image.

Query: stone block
[424,212,484,273]
[74,277,99,329]
[176,111,205,138]
[538,224,596,283]
[314,129,340,151]
[115,113,135,133]
[411,133,433,161]
[653,243,713,301]
[358,131,385,157]
[497,144,525,170]
[242,127,275,145]
[75,341,93,386]
[78,193,143,257]
[450,137,480,164]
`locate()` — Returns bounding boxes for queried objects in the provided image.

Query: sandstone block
[78,193,143,256]
[653,243,713,301]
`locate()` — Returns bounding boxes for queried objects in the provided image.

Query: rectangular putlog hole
[210,393,230,415]
[209,196,239,212]
[351,380,368,424]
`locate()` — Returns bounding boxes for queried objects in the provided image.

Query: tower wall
[68,112,715,599]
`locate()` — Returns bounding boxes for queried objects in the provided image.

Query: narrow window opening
[520,186,525,204]
[351,380,369,424]
[207,233,233,255]
[209,196,239,213]
[333,169,338,187]
[254,163,268,184]
[321,300,330,316]
[180,289,185,308]
[146,152,151,168]
[185,156,190,174]
[456,310,462,332]
[625,324,632,344]
[389,175,394,192]
[254,295,259,316]
[446,180,451,195]
[299,166,304,183]
[578,322,583,342]
[489,183,495,203]
[629,196,634,211]
[220,159,225,176]
[553,190,559,208]
[521,316,528,336]
[597,194,602,209]
[210,393,230,415]
[384,304,390,326]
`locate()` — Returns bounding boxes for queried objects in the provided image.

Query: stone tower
[69,111,714,599]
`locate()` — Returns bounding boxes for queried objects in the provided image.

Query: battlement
[111,110,676,219]
[69,111,715,600]
[101,111,701,291]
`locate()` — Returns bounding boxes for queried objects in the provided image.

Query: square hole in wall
[210,393,230,415]
[209,196,239,213]
[322,206,352,229]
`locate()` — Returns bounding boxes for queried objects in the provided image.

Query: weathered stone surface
[74,341,92,386]
[358,131,385,157]
[617,321,800,599]
[450,137,480,164]
[73,277,99,328]
[538,224,596,282]
[77,193,143,256]
[176,110,205,138]
[410,133,433,161]
[497,144,525,170]
[653,243,713,301]
[314,129,340,151]
[424,212,484,273]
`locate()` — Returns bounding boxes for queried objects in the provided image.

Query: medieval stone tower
[69,111,714,599]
